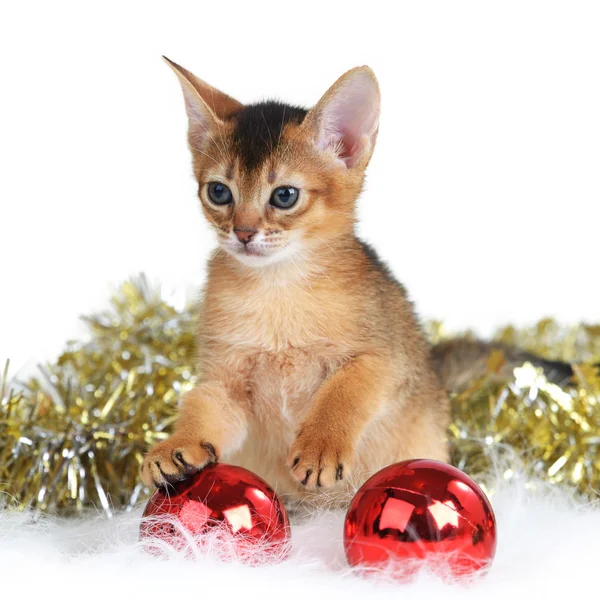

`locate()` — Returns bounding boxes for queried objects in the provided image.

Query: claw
[301,469,313,486]
[155,460,185,487]
[200,442,218,463]
[172,451,197,475]
[316,468,324,488]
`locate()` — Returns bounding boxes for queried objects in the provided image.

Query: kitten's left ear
[303,66,381,169]
[163,56,243,120]
[163,57,244,149]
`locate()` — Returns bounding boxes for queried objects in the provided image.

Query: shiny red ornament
[140,463,291,563]
[344,459,497,579]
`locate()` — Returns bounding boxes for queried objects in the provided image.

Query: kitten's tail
[430,338,578,393]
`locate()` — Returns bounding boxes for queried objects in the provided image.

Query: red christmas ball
[140,463,291,563]
[344,459,496,579]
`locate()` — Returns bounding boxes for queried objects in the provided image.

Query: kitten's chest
[201,275,355,418]
[204,281,348,351]
[244,346,344,424]
[203,306,350,421]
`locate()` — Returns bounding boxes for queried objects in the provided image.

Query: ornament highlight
[344,459,497,579]
[139,463,291,562]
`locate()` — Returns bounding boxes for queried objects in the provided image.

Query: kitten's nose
[234,228,257,244]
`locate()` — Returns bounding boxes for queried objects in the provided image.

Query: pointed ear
[162,56,243,146]
[303,66,380,169]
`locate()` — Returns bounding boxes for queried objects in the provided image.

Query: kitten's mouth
[242,245,269,256]
[235,242,289,257]
[223,240,292,266]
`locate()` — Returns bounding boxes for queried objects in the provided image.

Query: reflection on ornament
[344,459,497,580]
[140,463,291,563]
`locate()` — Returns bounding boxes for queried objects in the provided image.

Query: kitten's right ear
[163,57,243,146]
[303,66,380,169]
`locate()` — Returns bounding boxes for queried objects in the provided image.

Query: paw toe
[290,453,347,489]
[141,439,218,488]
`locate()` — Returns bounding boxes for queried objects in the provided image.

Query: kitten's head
[165,57,380,267]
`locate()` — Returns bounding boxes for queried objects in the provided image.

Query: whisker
[208,86,234,164]
[298,250,343,292]
[312,234,340,258]
[190,146,221,167]
[190,115,230,166]
[260,108,274,154]
[278,105,287,146]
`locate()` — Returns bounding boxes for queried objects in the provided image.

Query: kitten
[140,58,452,506]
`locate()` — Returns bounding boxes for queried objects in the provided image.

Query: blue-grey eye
[270,186,299,209]
[207,182,233,205]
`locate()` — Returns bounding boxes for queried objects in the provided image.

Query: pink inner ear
[317,72,380,167]
[176,79,220,149]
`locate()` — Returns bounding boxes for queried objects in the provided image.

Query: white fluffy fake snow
[1,476,599,600]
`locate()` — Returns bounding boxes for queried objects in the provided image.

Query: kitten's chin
[223,242,297,268]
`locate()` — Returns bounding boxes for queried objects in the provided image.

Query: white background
[1,1,599,375]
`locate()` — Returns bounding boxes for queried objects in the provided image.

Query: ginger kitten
[140,58,450,506]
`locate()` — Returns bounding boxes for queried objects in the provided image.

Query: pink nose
[234,229,257,244]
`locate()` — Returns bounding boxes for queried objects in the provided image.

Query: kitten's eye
[270,186,299,209]
[207,182,233,205]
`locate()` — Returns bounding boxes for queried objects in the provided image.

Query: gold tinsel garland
[0,277,197,515]
[1,277,599,515]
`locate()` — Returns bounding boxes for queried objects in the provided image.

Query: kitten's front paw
[140,437,218,488]
[287,425,353,489]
